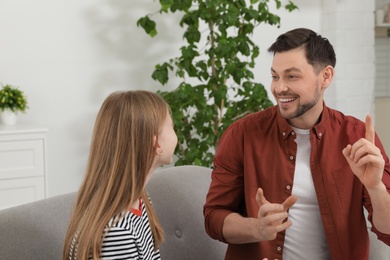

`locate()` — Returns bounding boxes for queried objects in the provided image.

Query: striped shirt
[70,199,161,260]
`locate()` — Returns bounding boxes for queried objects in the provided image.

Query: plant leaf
[136,16,157,37]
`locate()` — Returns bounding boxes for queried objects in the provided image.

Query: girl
[63,90,177,259]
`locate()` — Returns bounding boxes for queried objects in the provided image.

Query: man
[203,28,390,259]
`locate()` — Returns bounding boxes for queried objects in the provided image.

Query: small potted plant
[0,84,29,125]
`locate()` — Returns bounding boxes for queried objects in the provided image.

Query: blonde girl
[63,90,177,259]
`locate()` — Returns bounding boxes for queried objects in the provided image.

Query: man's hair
[268,28,336,73]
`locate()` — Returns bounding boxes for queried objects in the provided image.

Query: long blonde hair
[63,90,168,259]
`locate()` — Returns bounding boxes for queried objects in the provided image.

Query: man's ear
[321,65,334,89]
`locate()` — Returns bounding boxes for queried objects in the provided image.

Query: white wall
[375,0,390,97]
[376,97,390,154]
[322,0,376,121]
[374,1,390,155]
[1,0,378,197]
[0,0,182,196]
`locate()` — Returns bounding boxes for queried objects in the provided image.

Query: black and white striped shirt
[100,199,161,259]
[70,199,161,260]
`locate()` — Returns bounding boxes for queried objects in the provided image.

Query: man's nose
[273,79,288,93]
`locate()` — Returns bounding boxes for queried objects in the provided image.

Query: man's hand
[342,115,385,190]
[255,188,297,240]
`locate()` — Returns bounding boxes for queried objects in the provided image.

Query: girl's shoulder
[106,210,134,231]
[106,200,148,233]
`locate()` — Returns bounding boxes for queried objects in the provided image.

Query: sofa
[0,165,389,260]
[0,165,226,260]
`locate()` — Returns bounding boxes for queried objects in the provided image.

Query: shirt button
[319,132,322,137]
[291,131,295,135]
[286,185,291,190]
[289,155,294,160]
[277,246,282,251]
[282,132,286,136]
[175,229,182,238]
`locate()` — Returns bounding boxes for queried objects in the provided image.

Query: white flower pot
[0,110,18,125]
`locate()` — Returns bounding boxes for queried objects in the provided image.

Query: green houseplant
[138,0,298,167]
[0,84,29,125]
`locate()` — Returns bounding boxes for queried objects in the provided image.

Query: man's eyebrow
[271,67,302,73]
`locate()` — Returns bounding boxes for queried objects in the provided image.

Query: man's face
[270,47,326,128]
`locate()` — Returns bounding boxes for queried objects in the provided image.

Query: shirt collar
[276,102,328,140]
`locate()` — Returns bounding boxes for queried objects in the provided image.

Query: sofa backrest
[148,165,227,260]
[0,165,227,260]
[0,192,76,260]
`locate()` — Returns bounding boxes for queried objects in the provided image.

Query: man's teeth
[280,97,296,103]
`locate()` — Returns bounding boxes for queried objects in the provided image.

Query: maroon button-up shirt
[204,104,390,260]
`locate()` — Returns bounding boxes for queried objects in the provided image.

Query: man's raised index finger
[365,114,375,144]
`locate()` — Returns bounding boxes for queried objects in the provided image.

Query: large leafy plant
[138,0,298,167]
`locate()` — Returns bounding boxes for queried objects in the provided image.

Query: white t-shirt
[283,127,331,259]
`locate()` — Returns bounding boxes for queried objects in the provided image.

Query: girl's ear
[154,135,162,155]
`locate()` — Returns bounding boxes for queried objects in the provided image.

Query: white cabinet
[0,124,48,209]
